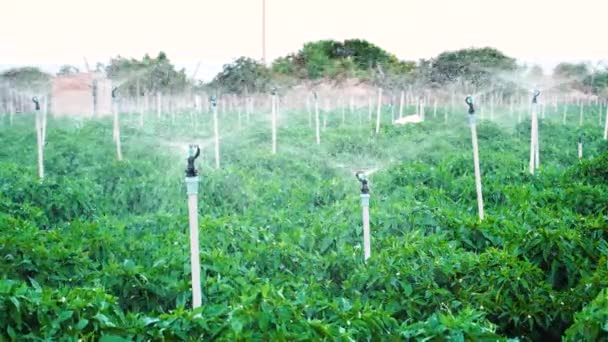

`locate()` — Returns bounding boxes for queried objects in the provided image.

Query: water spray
[355,171,371,262]
[210,96,220,169]
[529,90,541,174]
[184,145,202,309]
[465,96,484,221]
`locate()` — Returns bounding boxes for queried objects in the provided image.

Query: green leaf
[75,318,89,330]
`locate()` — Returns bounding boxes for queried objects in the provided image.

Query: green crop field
[1,103,607,341]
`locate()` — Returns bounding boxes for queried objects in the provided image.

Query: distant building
[51,72,112,116]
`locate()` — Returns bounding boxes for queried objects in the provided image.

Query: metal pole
[185,145,202,309]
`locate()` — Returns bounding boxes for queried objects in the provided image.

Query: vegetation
[1,98,607,340]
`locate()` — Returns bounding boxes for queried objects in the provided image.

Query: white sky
[1,0,607,80]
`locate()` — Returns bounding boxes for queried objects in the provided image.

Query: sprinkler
[32,96,40,111]
[532,89,540,104]
[355,171,371,262]
[184,144,202,309]
[466,96,475,114]
[186,144,200,177]
[465,96,484,221]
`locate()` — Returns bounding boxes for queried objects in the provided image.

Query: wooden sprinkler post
[375,88,383,134]
[271,88,277,154]
[112,87,123,161]
[399,90,405,119]
[314,92,320,145]
[466,96,484,221]
[356,172,371,262]
[185,145,202,309]
[368,96,372,122]
[603,102,608,140]
[529,90,541,174]
[32,97,46,179]
[578,135,583,160]
[211,96,220,169]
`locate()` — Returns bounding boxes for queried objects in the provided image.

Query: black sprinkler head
[112,87,118,99]
[465,96,475,114]
[210,96,217,107]
[532,89,541,104]
[185,145,201,177]
[271,87,277,95]
[355,171,370,194]
[32,97,40,111]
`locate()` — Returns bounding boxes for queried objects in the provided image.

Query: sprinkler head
[112,87,118,99]
[355,171,370,194]
[185,145,200,177]
[532,89,541,104]
[31,97,40,111]
[313,91,318,100]
[210,96,217,107]
[465,96,475,114]
[271,87,277,96]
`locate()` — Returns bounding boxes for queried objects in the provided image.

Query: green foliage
[564,289,608,341]
[56,65,80,76]
[211,57,271,95]
[271,39,414,83]
[0,67,51,92]
[1,102,607,340]
[105,52,189,95]
[430,47,517,87]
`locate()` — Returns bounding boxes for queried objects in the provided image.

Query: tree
[57,65,80,76]
[430,47,517,88]
[211,57,270,95]
[0,67,51,92]
[105,52,189,96]
[553,62,590,91]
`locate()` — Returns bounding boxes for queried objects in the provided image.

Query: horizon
[2,0,607,81]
